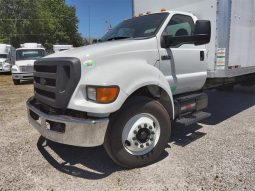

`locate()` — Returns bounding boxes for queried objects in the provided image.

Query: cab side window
[163,14,195,37]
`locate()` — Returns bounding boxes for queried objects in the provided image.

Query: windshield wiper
[106,36,131,41]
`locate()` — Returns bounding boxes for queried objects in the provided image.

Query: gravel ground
[0,74,255,191]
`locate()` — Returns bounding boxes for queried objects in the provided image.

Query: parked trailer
[26,0,254,168]
[11,43,46,85]
[0,44,14,73]
[53,45,73,53]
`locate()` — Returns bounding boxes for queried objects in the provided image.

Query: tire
[104,97,171,169]
[13,79,20,85]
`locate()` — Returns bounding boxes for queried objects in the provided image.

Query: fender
[68,59,174,118]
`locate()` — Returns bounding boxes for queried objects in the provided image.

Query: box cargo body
[133,0,255,78]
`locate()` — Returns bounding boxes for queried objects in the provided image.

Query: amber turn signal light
[87,86,119,103]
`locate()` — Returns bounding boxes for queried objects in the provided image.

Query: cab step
[176,111,211,126]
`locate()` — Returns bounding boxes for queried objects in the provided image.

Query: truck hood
[15,60,35,67]
[46,38,158,64]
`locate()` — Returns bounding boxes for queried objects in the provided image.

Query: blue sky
[66,0,132,38]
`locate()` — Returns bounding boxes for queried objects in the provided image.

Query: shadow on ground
[201,88,255,125]
[37,136,169,179]
[37,136,121,179]
[171,123,205,147]
[171,87,254,146]
[0,72,11,75]
[37,88,255,179]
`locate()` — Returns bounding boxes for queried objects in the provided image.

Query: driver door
[158,14,207,95]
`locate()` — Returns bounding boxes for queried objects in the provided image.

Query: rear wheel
[104,97,171,168]
[13,79,20,85]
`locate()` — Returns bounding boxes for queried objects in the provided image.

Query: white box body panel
[133,0,255,78]
[228,0,255,68]
[20,43,43,49]
[53,45,73,53]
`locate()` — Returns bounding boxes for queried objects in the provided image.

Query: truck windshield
[16,49,45,61]
[0,54,7,59]
[101,13,169,42]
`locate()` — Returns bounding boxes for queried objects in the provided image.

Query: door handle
[161,55,171,60]
[200,51,205,61]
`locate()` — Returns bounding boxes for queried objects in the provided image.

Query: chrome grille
[33,57,81,109]
[20,65,34,73]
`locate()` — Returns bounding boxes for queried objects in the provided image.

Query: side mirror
[161,20,211,48]
[194,20,211,45]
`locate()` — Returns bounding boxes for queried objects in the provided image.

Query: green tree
[0,0,84,51]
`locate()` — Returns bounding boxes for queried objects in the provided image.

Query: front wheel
[104,97,171,168]
[13,79,20,85]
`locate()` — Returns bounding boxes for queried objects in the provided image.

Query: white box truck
[11,43,46,85]
[53,45,73,53]
[0,44,13,73]
[26,0,255,168]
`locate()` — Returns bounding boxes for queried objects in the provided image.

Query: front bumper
[0,69,11,73]
[0,65,11,73]
[12,73,33,80]
[26,98,109,147]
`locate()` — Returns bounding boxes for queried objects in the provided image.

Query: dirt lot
[0,74,255,191]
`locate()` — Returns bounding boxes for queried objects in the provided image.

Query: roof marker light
[161,8,167,12]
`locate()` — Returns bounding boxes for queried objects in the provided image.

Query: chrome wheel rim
[122,113,160,156]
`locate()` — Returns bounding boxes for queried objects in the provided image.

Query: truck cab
[27,11,211,168]
[12,43,46,85]
[0,44,12,73]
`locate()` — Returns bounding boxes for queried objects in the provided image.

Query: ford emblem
[40,78,46,85]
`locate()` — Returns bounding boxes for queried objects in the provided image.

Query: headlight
[86,86,119,103]
[11,67,18,72]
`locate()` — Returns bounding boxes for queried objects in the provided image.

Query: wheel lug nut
[125,140,131,147]
[151,131,155,135]
[144,124,147,128]
[149,126,153,130]
[135,142,139,146]
[146,143,150,146]
[140,144,144,148]
[150,138,154,141]
[134,130,138,134]
[132,137,136,140]
[138,125,142,129]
